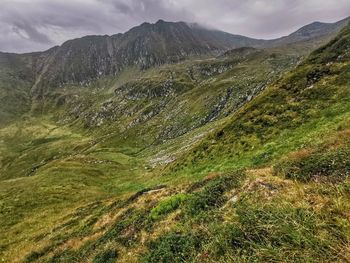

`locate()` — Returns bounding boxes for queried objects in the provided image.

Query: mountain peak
[21,16,350,88]
[156,19,166,24]
[29,20,263,88]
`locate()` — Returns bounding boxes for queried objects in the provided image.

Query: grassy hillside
[10,23,347,262]
[168,23,350,178]
[0,53,34,125]
[0,23,349,263]
[0,46,302,262]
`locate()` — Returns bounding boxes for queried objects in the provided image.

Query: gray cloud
[105,0,193,21]
[0,0,349,53]
[12,21,52,44]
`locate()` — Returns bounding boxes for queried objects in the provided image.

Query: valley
[0,17,350,262]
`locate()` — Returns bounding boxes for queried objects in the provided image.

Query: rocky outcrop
[28,20,265,92]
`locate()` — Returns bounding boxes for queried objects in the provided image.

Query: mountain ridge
[3,17,349,55]
[0,18,349,263]
[267,15,350,46]
[0,17,348,94]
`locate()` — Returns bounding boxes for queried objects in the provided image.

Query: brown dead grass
[205,172,222,180]
[65,232,102,251]
[93,207,127,231]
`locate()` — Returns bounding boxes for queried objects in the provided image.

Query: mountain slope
[1,17,347,126]
[0,47,300,181]
[31,17,350,89]
[0,52,34,125]
[272,16,350,45]
[169,22,350,177]
[31,20,264,90]
[1,22,349,263]
[0,18,350,263]
[0,45,301,262]
[0,17,348,107]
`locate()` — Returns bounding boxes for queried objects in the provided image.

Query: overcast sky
[1,0,350,53]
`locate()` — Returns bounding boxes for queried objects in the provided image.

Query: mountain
[0,52,34,124]
[34,16,350,85]
[29,20,264,90]
[6,17,349,92]
[267,16,350,46]
[0,17,350,262]
[169,19,350,176]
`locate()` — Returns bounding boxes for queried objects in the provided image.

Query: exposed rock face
[53,45,299,146]
[3,18,349,98]
[1,18,349,130]
[34,18,350,90]
[27,20,265,92]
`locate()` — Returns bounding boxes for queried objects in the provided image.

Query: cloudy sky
[1,0,350,53]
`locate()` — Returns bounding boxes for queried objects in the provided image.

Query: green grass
[92,249,118,263]
[274,136,350,182]
[3,160,349,262]
[166,26,350,179]
[0,52,33,125]
[149,193,190,220]
[0,117,153,261]
[141,233,201,263]
[0,23,350,263]
[0,44,305,262]
[184,172,245,216]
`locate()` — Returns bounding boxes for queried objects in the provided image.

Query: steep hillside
[0,44,301,262]
[0,17,347,122]
[30,20,265,90]
[28,17,350,90]
[0,46,63,125]
[0,47,301,182]
[0,19,350,263]
[5,21,348,263]
[2,18,348,96]
[0,52,33,125]
[169,22,350,178]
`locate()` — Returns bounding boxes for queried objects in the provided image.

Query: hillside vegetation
[0,20,350,262]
